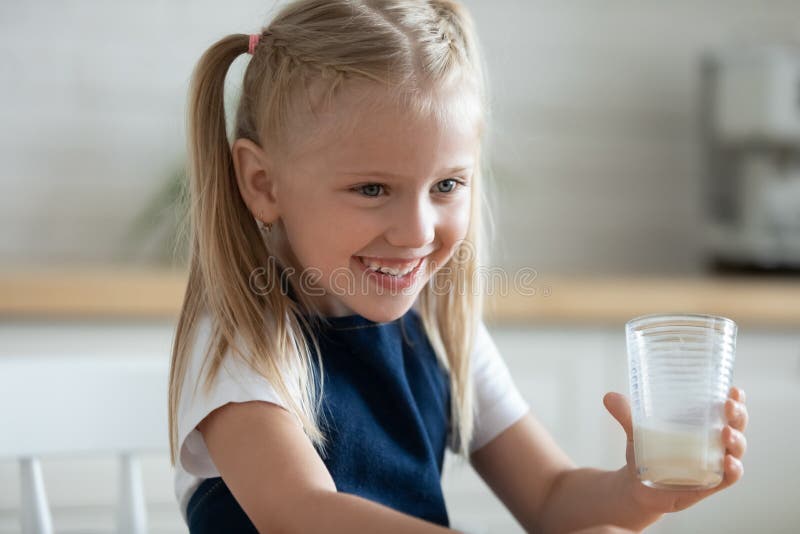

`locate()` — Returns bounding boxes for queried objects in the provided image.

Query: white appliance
[700,44,800,272]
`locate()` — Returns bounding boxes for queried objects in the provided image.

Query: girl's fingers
[729,386,746,403]
[724,453,744,486]
[724,425,747,459]
[709,454,744,495]
[725,398,749,432]
[682,453,743,504]
[696,453,743,501]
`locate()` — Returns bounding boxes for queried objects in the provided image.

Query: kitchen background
[1,1,799,533]
[3,0,800,273]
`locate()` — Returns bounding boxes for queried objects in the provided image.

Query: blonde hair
[168,0,494,466]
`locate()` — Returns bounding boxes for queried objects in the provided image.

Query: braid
[429,0,464,44]
[428,0,475,68]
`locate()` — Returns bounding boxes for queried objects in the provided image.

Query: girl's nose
[385,196,436,249]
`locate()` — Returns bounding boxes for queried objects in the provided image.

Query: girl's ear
[231,137,280,221]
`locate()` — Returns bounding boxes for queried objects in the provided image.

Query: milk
[633,422,725,489]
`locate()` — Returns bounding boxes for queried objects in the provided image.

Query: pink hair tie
[248,33,261,55]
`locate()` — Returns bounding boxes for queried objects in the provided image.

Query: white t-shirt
[174,313,531,523]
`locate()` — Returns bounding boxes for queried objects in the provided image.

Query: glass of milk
[625,313,737,490]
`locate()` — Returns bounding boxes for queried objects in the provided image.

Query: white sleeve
[453,320,530,454]
[176,314,301,477]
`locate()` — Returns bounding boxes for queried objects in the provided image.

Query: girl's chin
[308,291,418,321]
[356,305,412,323]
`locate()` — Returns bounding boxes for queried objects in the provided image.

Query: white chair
[0,323,171,534]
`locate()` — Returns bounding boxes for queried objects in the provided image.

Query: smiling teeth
[360,258,418,276]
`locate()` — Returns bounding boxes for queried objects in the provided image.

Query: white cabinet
[442,324,800,534]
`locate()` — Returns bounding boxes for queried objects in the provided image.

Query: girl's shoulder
[184,311,300,403]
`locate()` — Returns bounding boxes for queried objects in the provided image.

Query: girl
[167,1,750,532]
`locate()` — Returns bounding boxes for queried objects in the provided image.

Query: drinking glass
[626,313,737,490]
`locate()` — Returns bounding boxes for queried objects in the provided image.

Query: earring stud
[257,210,273,233]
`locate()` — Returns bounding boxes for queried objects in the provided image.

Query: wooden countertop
[1,266,798,329]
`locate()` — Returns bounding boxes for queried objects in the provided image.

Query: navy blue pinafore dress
[186,306,452,532]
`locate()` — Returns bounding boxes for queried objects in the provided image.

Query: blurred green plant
[122,163,190,267]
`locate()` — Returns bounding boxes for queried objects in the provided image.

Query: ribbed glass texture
[625,313,737,490]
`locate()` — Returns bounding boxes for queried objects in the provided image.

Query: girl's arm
[469,411,663,534]
[198,400,459,533]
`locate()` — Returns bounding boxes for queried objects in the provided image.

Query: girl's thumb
[603,392,633,443]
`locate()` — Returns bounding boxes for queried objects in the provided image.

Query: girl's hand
[603,386,748,514]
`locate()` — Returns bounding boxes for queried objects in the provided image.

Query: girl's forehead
[289,83,482,163]
[300,111,478,178]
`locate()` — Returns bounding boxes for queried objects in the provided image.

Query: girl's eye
[436,178,460,194]
[356,183,384,197]
[351,178,465,198]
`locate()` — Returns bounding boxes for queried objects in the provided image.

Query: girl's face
[276,89,480,322]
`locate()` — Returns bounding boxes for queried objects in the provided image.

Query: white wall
[472,0,800,274]
[3,1,800,274]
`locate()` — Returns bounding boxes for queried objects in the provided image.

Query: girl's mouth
[352,255,425,290]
